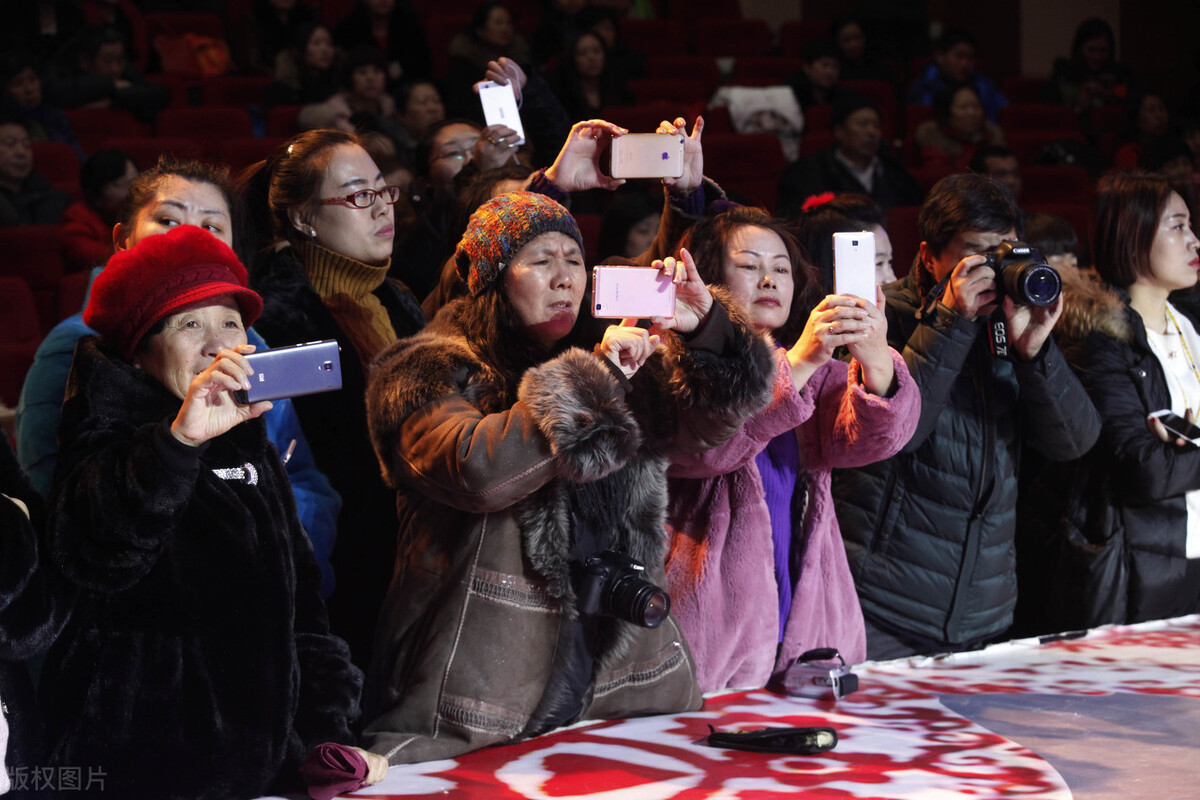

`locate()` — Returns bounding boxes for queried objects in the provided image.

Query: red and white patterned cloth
[264,615,1200,799]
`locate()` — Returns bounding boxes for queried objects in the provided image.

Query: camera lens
[606,575,671,628]
[1002,261,1061,307]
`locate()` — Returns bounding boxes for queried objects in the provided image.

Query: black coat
[252,246,425,669]
[1,435,73,789]
[41,337,361,799]
[1018,279,1200,633]
[832,269,1100,650]
[776,146,924,217]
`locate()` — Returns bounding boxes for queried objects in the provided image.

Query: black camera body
[576,550,670,629]
[980,240,1062,307]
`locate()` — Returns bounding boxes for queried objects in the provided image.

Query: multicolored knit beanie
[457,191,585,296]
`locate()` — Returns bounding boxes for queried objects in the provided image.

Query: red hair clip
[801,192,836,213]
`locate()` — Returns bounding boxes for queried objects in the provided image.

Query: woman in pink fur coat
[666,206,919,692]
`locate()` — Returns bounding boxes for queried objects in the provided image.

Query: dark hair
[598,191,658,261]
[81,149,133,204]
[803,36,840,65]
[469,1,512,39]
[396,78,442,116]
[0,49,38,86]
[919,172,1023,258]
[250,128,362,247]
[968,143,1016,173]
[0,110,28,130]
[831,90,878,129]
[343,44,387,86]
[932,82,979,123]
[1092,171,1175,287]
[830,14,864,43]
[414,117,481,178]
[78,25,127,62]
[935,27,975,54]
[1120,87,1169,142]
[813,192,885,228]
[119,156,231,230]
[682,206,822,347]
[1024,211,1078,258]
[1139,137,1193,172]
[1069,17,1116,67]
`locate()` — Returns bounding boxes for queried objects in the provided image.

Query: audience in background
[445,2,531,118]
[831,14,898,86]
[597,190,660,262]
[0,113,71,227]
[334,0,432,87]
[788,37,845,112]
[550,29,633,123]
[243,0,319,77]
[969,144,1023,200]
[1046,17,1133,114]
[45,25,168,124]
[779,93,922,217]
[907,27,1008,121]
[915,83,1006,171]
[298,46,399,137]
[1,49,84,159]
[265,21,342,109]
[60,148,137,272]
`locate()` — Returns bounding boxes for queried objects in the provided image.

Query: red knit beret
[84,225,263,361]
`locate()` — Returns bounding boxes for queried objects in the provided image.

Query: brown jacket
[362,290,773,764]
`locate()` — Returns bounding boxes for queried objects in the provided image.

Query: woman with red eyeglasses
[238,129,426,670]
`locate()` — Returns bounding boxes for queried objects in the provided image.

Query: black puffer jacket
[1018,274,1200,632]
[42,337,361,799]
[832,269,1100,649]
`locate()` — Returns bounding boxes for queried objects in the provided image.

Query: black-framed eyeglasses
[319,185,402,209]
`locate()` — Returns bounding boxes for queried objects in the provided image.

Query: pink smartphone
[608,134,685,179]
[592,266,676,319]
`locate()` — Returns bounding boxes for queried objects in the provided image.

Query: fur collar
[1055,266,1133,344]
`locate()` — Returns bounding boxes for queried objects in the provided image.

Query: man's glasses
[319,185,403,209]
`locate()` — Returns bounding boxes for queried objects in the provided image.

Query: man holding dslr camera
[832,173,1100,660]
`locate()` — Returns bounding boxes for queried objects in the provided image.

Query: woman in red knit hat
[40,224,385,799]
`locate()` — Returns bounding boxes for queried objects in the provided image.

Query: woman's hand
[475,124,521,170]
[350,746,388,786]
[650,247,712,335]
[543,119,628,192]
[844,286,896,395]
[786,295,871,390]
[656,115,704,197]
[1148,409,1196,447]
[477,57,527,104]
[170,344,272,447]
[596,318,661,379]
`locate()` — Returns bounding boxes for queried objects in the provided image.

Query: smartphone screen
[1151,410,1200,442]
[233,340,343,404]
[609,134,685,179]
[833,230,877,301]
[592,266,676,319]
[478,81,526,145]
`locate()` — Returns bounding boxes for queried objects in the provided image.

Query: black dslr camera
[980,240,1062,307]
[577,550,670,629]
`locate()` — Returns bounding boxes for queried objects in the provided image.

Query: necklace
[1164,304,1200,414]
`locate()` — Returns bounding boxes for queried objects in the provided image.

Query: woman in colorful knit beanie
[238,128,426,671]
[360,190,776,764]
[40,224,378,798]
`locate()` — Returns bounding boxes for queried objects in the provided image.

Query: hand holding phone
[592,265,676,319]
[233,340,343,405]
[608,133,685,179]
[478,80,525,145]
[833,230,876,301]
[1149,409,1200,446]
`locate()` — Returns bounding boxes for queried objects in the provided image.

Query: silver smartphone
[233,340,342,404]
[478,80,526,145]
[609,134,685,180]
[833,230,877,301]
[592,265,676,319]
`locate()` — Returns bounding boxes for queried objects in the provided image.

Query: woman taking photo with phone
[240,129,426,670]
[40,225,376,798]
[361,188,775,763]
[664,205,919,692]
[1019,172,1200,633]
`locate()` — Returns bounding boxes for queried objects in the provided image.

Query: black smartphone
[1150,409,1200,443]
[233,340,342,404]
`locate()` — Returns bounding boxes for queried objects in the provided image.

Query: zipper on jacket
[866,467,899,555]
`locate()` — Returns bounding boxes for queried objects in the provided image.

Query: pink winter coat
[665,348,919,692]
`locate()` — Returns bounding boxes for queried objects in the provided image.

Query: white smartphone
[592,266,676,319]
[1149,409,1200,444]
[833,230,877,301]
[477,80,526,145]
[609,134,685,180]
[233,340,342,404]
